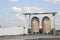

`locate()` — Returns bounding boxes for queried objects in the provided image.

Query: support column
[28,14,30,29]
[24,14,26,35]
[52,13,56,35]
[29,14,30,28]
[25,15,26,27]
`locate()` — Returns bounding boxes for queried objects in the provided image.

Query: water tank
[31,17,39,33]
[42,16,51,33]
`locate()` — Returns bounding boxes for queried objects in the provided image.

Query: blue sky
[0,0,60,27]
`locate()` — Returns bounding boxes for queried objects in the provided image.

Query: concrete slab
[0,35,60,40]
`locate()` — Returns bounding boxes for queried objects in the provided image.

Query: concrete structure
[24,12,57,35]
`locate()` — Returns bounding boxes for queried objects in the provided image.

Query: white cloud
[44,0,60,3]
[11,6,45,13]
[11,6,45,21]
[16,14,25,21]
[11,6,22,13]
[22,6,45,13]
[22,6,46,21]
[8,0,18,2]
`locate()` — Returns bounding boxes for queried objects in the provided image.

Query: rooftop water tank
[31,17,39,33]
[42,16,51,33]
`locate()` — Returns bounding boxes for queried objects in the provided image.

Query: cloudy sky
[0,0,60,27]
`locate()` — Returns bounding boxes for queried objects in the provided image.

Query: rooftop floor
[0,35,60,40]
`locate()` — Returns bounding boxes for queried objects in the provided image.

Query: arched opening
[42,16,51,33]
[31,17,39,33]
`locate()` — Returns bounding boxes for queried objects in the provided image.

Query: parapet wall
[0,27,28,36]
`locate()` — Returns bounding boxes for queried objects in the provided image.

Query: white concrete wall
[0,27,28,36]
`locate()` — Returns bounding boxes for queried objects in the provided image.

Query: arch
[42,16,51,33]
[31,17,39,33]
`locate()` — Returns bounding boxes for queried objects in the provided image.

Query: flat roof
[23,12,57,15]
